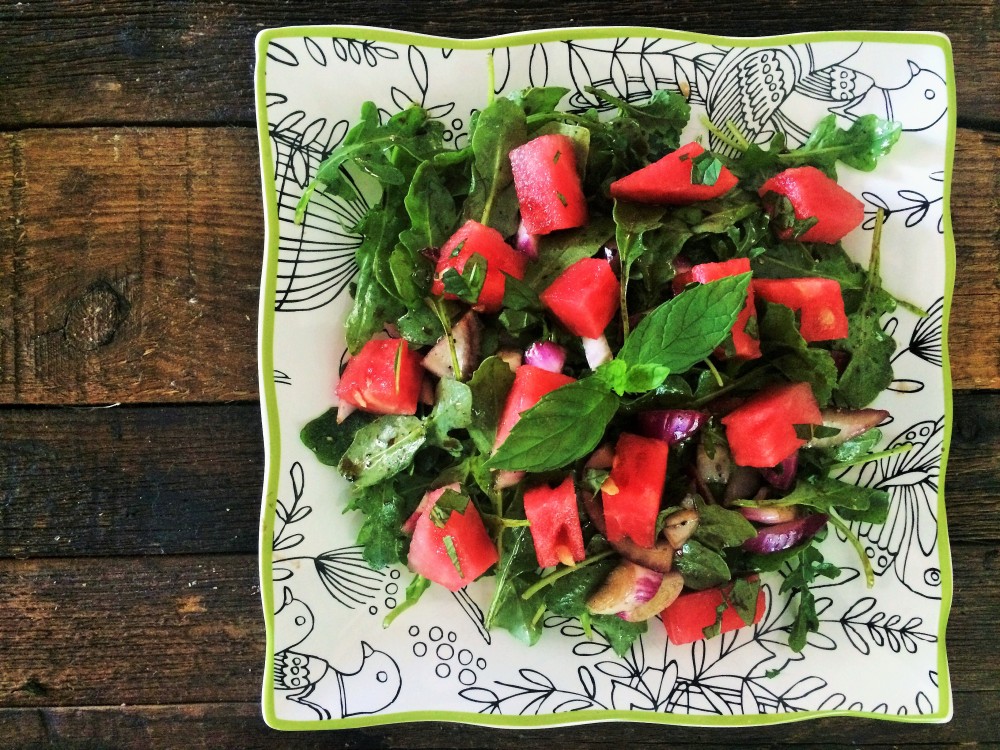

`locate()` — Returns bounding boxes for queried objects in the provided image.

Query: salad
[297,79,907,656]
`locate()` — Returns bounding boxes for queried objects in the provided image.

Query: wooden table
[1,2,997,747]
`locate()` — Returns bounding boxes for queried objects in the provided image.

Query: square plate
[254,26,955,729]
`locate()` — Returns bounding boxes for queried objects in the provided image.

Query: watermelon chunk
[510,134,588,235]
[431,220,528,313]
[540,258,620,338]
[603,433,669,548]
[754,277,849,341]
[720,382,823,468]
[523,476,585,568]
[759,166,864,244]
[661,578,766,645]
[610,142,738,205]
[407,494,498,591]
[336,338,423,416]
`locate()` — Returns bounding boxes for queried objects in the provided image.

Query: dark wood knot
[63,280,129,351]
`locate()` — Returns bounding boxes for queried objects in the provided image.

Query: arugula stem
[724,119,752,150]
[830,443,913,472]
[700,116,745,154]
[827,511,875,587]
[520,550,614,601]
[620,274,631,338]
[426,298,463,381]
[382,575,430,628]
[486,51,496,106]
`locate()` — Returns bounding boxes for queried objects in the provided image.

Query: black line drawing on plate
[841,417,945,599]
[271,462,386,605]
[331,38,400,67]
[863,171,945,234]
[274,586,402,719]
[884,295,944,394]
[273,369,292,386]
[835,596,937,655]
[452,588,492,645]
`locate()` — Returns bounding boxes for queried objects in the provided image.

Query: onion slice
[637,409,705,445]
[514,221,539,259]
[524,341,567,373]
[582,335,613,369]
[808,408,890,449]
[421,311,481,379]
[760,452,798,491]
[742,513,828,554]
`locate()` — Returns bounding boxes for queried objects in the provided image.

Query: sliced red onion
[494,470,525,490]
[421,311,482,379]
[742,513,828,554]
[514,221,539,259]
[637,409,705,445]
[587,561,663,616]
[523,341,566,373]
[738,504,798,525]
[830,350,850,376]
[582,334,613,369]
[761,452,798,491]
[808,408,891,449]
[620,571,685,622]
[595,239,621,275]
[336,400,357,424]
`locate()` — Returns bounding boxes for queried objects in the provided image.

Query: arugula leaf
[588,87,690,159]
[739,474,889,523]
[339,416,426,486]
[779,544,842,652]
[425,378,473,454]
[485,379,620,472]
[383,574,431,628]
[509,86,571,116]
[614,200,666,333]
[485,526,543,646]
[467,356,516,454]
[590,615,648,657]
[618,274,750,373]
[674,539,732,590]
[399,161,458,255]
[780,114,903,178]
[834,212,896,407]
[397,305,444,346]
[300,408,375,466]
[832,428,883,463]
[463,97,527,234]
[502,274,543,311]
[346,480,415,569]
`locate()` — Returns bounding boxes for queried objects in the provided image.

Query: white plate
[255,26,956,729]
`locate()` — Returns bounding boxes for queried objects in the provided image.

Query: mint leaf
[430,489,472,527]
[618,274,751,373]
[440,252,488,304]
[623,363,671,393]
[486,379,620,472]
[443,535,463,577]
[338,416,426,486]
[467,356,516,454]
[690,151,724,186]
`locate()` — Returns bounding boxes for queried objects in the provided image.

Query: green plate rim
[254,24,956,731]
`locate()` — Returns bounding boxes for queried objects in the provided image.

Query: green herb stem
[427,298,463,382]
[827,511,875,587]
[520,550,614,601]
[620,274,631,338]
[691,364,771,408]
[703,358,724,388]
[700,116,745,154]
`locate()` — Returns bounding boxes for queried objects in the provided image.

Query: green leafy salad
[297,78,909,656]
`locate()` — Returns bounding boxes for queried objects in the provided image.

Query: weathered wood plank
[0,391,995,558]
[0,128,261,404]
[0,405,263,558]
[0,1,997,128]
[0,546,995,709]
[0,126,995,405]
[0,691,998,749]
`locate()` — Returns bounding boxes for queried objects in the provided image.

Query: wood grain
[0,405,263,558]
[0,127,996,405]
[1,691,998,749]
[0,546,995,708]
[0,393,995,558]
[0,1,997,128]
[0,128,261,404]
